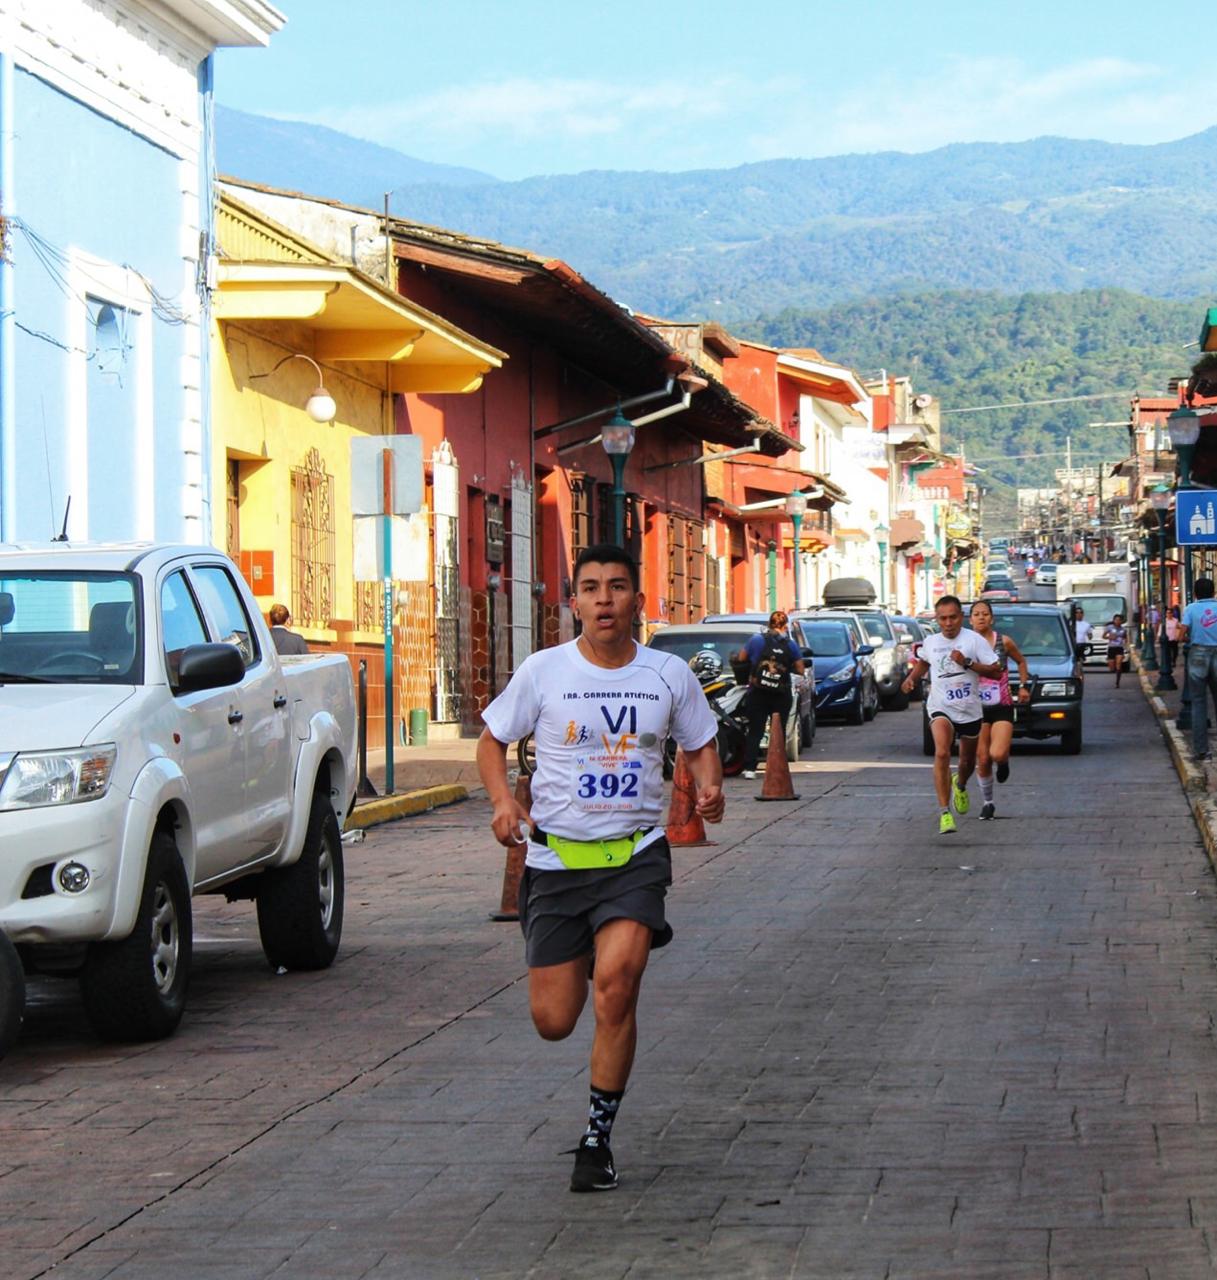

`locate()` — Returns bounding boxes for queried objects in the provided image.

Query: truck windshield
[0,572,141,684]
[1068,595,1126,625]
[984,610,1072,658]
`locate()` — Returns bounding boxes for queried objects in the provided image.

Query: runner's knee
[531,1003,581,1041]
[593,970,643,1028]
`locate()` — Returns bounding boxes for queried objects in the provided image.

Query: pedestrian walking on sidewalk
[1163,606,1181,671]
[901,595,1002,835]
[1181,578,1217,762]
[737,610,805,779]
[968,601,1031,820]
[476,543,724,1193]
[1102,614,1129,687]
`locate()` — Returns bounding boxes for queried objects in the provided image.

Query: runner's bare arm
[1003,635,1032,700]
[476,728,534,847]
[901,659,929,694]
[683,739,725,824]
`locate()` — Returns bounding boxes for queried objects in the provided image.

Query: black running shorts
[982,704,1015,725]
[518,836,673,968]
[929,710,983,739]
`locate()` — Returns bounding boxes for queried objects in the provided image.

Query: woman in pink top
[969,601,1031,821]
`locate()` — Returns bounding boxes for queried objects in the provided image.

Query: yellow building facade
[210,194,503,737]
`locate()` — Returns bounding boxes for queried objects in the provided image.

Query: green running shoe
[939,811,957,835]
[951,773,970,815]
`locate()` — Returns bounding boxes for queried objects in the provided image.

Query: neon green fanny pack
[538,828,651,870]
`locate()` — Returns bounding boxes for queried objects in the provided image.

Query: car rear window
[647,627,758,667]
[803,621,852,657]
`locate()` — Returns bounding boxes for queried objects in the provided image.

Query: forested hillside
[748,289,1202,523]
[217,112,1217,319]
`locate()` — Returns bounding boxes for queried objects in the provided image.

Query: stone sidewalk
[6,675,1217,1278]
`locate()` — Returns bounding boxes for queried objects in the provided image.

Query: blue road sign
[1177,490,1217,545]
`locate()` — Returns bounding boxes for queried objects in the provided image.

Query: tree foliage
[747,289,1203,527]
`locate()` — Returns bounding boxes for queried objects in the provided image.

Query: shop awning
[215,261,505,394]
[889,516,925,549]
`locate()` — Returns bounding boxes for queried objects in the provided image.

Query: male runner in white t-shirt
[900,594,1001,835]
[477,543,723,1193]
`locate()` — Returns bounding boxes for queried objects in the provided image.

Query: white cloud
[294,74,740,156]
[270,58,1217,178]
[751,56,1215,160]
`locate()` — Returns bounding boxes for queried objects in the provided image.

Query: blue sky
[216,1,1216,180]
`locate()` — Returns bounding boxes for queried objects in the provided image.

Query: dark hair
[935,594,962,613]
[1198,578,1216,600]
[572,543,640,593]
[269,603,290,626]
[768,610,788,629]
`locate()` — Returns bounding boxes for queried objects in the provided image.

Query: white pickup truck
[0,543,357,1051]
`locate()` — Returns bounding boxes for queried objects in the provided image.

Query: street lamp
[875,522,889,606]
[785,492,808,610]
[601,406,635,547]
[1168,405,1202,604]
[1137,535,1158,670]
[1149,486,1176,691]
[1167,406,1202,490]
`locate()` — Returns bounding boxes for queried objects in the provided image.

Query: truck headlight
[1038,680,1073,698]
[0,745,117,810]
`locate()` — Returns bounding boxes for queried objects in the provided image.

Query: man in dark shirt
[268,603,309,656]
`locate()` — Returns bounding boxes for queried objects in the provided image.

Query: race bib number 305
[944,684,974,703]
[573,752,643,812]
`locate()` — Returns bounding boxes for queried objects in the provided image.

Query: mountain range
[216,108,1217,320]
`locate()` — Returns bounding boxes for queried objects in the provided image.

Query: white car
[0,543,357,1048]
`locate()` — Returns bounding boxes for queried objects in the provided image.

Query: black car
[652,619,816,758]
[920,603,1084,755]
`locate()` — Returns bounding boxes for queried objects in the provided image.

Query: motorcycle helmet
[689,648,724,683]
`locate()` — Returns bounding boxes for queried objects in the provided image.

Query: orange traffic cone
[665,748,714,847]
[756,712,799,801]
[490,772,532,921]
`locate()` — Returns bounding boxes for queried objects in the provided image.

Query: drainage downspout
[534,376,676,440]
[556,387,694,455]
[0,51,14,541]
[196,54,215,544]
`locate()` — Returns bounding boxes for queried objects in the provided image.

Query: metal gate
[432,441,461,723]
[510,470,533,669]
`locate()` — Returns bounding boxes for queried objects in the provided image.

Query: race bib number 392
[573,753,643,812]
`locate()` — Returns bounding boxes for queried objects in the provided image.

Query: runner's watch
[962,656,973,669]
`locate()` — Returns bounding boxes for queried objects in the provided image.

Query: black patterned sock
[582,1085,624,1147]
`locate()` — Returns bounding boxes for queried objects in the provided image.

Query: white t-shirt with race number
[921,628,998,725]
[482,640,718,870]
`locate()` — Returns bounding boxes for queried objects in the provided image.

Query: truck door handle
[227,710,244,725]
[273,694,287,708]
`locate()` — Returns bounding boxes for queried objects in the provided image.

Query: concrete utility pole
[1066,435,1074,556]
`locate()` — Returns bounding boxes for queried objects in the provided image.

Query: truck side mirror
[176,643,246,693]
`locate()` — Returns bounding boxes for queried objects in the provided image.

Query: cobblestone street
[6,672,1217,1279]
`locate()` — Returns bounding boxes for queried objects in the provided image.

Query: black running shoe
[996,760,1010,784]
[570,1137,617,1192]
[979,802,996,821]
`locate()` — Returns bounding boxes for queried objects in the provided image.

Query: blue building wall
[3,66,195,542]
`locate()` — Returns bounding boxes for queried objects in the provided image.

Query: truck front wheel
[0,931,25,1060]
[256,790,344,971]
[80,831,192,1042]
